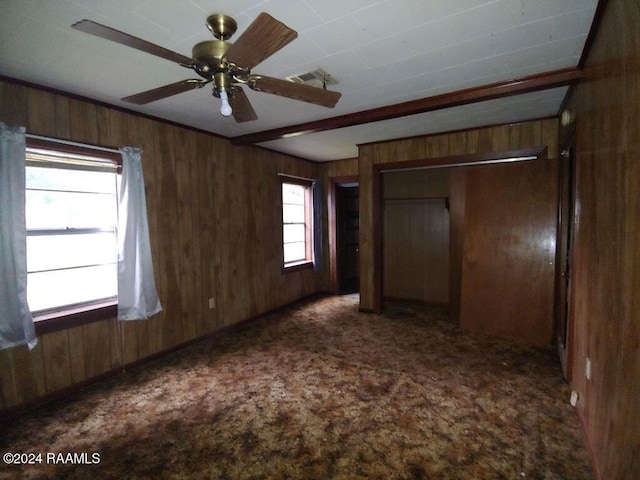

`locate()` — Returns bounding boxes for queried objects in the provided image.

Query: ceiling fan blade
[122,79,207,105]
[72,19,198,67]
[248,75,341,108]
[229,87,258,123]
[224,13,297,70]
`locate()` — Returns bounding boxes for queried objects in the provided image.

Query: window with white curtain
[281,177,313,268]
[25,144,120,317]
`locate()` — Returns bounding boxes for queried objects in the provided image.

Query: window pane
[26,166,115,193]
[283,204,305,223]
[281,179,313,267]
[283,224,305,243]
[26,190,116,229]
[27,264,117,312]
[284,242,306,264]
[24,154,120,315]
[27,233,117,272]
[282,183,305,204]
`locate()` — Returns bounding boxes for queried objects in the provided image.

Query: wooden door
[460,159,557,345]
[383,198,449,304]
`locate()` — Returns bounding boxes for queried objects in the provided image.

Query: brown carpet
[0,294,593,479]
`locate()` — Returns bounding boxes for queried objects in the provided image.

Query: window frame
[280,176,314,272]
[25,137,122,336]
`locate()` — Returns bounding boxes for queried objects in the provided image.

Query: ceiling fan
[71,13,341,123]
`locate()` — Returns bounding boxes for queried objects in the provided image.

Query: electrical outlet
[586,358,592,380]
[208,298,215,309]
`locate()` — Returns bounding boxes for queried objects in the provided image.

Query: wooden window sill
[282,261,314,274]
[34,301,117,336]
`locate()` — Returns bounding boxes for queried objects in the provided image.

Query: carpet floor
[0,294,593,479]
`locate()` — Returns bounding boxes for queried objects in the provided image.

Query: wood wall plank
[121,322,139,366]
[40,330,72,393]
[358,147,375,311]
[12,342,46,404]
[27,89,56,136]
[175,127,197,341]
[69,98,99,144]
[489,124,510,151]
[83,321,112,379]
[425,136,441,157]
[108,109,128,147]
[67,325,86,384]
[448,169,467,323]
[212,140,233,327]
[107,318,123,370]
[508,121,541,149]
[447,132,467,155]
[195,133,217,334]
[190,133,204,337]
[0,348,18,409]
[96,106,112,146]
[153,122,183,348]
[54,96,71,139]
[541,118,559,159]
[0,81,28,126]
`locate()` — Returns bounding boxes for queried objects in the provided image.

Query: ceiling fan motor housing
[192,40,233,96]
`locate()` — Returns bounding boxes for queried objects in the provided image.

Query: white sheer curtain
[117,147,162,320]
[0,123,37,350]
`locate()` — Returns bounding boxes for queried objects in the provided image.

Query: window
[25,139,120,323]
[281,177,314,269]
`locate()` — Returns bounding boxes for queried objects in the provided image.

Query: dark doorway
[336,184,359,294]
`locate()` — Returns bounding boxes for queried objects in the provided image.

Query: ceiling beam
[231,67,583,146]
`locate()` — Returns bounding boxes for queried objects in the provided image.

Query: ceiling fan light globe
[220,91,233,116]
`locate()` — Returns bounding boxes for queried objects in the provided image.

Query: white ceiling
[0,0,597,162]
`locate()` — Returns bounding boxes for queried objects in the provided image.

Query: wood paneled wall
[564,0,640,478]
[0,80,320,411]
[358,119,559,314]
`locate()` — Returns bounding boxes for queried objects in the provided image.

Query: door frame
[555,127,577,380]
